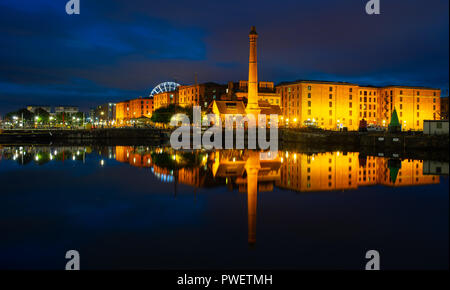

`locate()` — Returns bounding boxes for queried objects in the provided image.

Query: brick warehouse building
[116,97,153,126]
[276,80,441,131]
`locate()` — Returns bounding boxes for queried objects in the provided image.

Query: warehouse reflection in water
[0,145,446,246]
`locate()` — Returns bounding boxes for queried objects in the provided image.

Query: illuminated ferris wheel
[149,82,180,98]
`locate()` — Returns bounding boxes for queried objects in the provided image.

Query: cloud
[0,0,448,114]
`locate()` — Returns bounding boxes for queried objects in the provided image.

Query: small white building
[27,106,51,113]
[423,120,449,135]
[423,160,449,175]
[55,106,79,114]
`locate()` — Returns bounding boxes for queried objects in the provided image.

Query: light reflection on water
[0,145,448,269]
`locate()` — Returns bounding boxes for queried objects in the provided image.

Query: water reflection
[0,145,446,247]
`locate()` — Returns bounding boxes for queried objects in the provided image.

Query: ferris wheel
[149,82,180,98]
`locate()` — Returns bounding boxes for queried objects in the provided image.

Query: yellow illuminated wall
[358,87,380,125]
[276,81,441,131]
[115,98,153,125]
[380,87,440,130]
[277,152,440,192]
[115,146,152,168]
[153,91,178,110]
[378,158,439,186]
[277,151,359,191]
[178,83,226,109]
[276,82,360,130]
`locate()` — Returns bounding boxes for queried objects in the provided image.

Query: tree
[5,108,34,121]
[151,104,194,124]
[34,108,50,124]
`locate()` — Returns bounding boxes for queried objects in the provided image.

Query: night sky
[0,0,448,115]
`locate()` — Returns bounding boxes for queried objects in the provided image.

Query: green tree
[151,104,194,124]
[34,108,50,124]
[5,108,34,121]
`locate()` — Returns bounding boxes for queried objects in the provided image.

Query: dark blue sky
[0,0,448,114]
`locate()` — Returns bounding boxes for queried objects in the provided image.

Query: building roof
[214,101,246,115]
[380,85,440,90]
[258,100,282,115]
[179,82,225,88]
[276,80,440,90]
[276,80,357,87]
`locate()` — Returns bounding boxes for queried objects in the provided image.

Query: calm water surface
[0,145,448,269]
